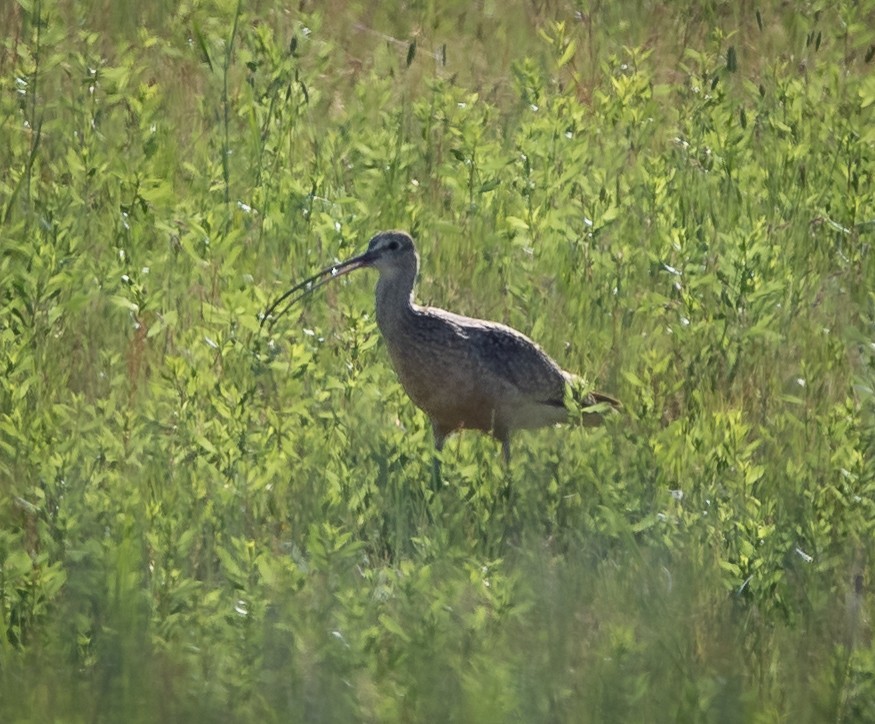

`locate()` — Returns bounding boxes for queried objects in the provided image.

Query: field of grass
[2,0,875,720]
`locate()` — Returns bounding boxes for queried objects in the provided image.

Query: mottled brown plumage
[261,230,619,461]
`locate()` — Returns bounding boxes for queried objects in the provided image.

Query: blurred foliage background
[1,0,874,721]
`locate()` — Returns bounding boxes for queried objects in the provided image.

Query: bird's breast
[377,311,481,418]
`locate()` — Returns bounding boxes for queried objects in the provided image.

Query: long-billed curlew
[261,230,619,463]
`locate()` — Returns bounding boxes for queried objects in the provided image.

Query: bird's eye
[387,240,399,251]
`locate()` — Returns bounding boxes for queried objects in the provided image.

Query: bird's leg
[431,454,442,493]
[489,433,517,544]
[431,424,447,493]
[499,435,514,502]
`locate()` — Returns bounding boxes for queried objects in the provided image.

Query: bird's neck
[375,265,417,333]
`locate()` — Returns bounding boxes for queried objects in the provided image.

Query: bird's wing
[433,310,568,406]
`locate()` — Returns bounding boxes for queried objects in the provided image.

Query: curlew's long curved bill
[259,249,374,329]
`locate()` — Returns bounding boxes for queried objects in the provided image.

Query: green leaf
[192,21,214,71]
[378,613,411,642]
[557,39,577,68]
[504,216,529,231]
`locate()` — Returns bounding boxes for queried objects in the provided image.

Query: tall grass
[1,0,874,721]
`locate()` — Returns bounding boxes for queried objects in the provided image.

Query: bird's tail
[565,375,622,427]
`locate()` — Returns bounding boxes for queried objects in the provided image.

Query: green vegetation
[2,0,874,720]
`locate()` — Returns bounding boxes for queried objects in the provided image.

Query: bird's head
[359,230,417,274]
[260,230,418,328]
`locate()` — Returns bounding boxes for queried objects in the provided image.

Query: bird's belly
[386,344,490,427]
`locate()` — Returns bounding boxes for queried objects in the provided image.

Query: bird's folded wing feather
[435,312,567,406]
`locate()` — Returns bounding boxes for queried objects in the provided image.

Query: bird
[261,230,620,463]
